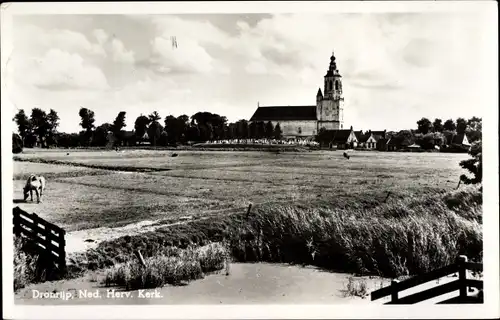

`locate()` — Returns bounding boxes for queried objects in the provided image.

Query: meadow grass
[62,185,481,288]
[13,236,64,290]
[13,150,477,290]
[102,243,227,290]
[228,185,482,278]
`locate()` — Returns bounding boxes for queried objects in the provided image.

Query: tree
[235,120,249,139]
[13,133,23,153]
[417,132,446,150]
[164,115,179,145]
[273,123,283,140]
[417,117,433,134]
[134,115,150,141]
[256,121,266,139]
[13,109,31,145]
[79,107,96,146]
[466,117,482,143]
[46,109,60,146]
[149,111,161,123]
[111,111,127,145]
[249,121,257,139]
[147,120,163,146]
[30,108,51,148]
[443,119,456,131]
[467,117,482,132]
[432,118,444,133]
[456,117,467,134]
[177,115,190,143]
[459,140,482,185]
[265,121,274,139]
[93,123,112,147]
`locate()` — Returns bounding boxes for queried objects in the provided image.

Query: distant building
[250,51,345,139]
[329,127,358,149]
[386,135,412,151]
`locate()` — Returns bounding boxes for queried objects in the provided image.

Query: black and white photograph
[1,1,498,319]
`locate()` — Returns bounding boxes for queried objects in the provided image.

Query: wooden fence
[371,255,483,304]
[13,206,66,274]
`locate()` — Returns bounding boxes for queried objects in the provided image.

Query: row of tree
[416,117,482,142]
[13,107,481,150]
[13,107,285,148]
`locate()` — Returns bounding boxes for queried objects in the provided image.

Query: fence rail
[13,206,66,274]
[371,255,483,304]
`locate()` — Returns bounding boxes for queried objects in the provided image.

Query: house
[386,136,412,151]
[106,130,147,147]
[249,52,346,139]
[355,130,387,149]
[329,127,358,149]
[407,143,422,152]
[441,133,471,152]
[451,133,471,148]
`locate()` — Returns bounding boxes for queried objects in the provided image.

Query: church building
[249,52,345,139]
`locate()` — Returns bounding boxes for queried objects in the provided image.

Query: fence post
[391,279,400,303]
[13,208,21,236]
[246,204,253,220]
[458,255,468,300]
[135,250,146,267]
[59,230,66,274]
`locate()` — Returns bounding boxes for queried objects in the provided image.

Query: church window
[335,81,339,91]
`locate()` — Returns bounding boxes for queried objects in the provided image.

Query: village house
[250,52,345,139]
[355,130,387,150]
[386,135,412,151]
[329,127,358,149]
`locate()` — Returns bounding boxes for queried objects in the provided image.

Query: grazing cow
[23,174,46,203]
[343,152,350,160]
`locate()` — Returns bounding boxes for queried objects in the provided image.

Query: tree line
[388,116,482,151]
[13,107,284,148]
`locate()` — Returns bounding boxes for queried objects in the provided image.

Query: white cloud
[11,49,109,91]
[110,38,135,63]
[150,36,215,74]
[16,25,106,57]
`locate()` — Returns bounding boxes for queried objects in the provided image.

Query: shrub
[341,277,369,298]
[13,236,62,290]
[460,140,482,185]
[13,133,23,154]
[102,243,227,290]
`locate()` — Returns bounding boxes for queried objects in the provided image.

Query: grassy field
[13,149,468,231]
[12,148,481,289]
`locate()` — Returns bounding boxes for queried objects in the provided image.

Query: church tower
[316,51,344,131]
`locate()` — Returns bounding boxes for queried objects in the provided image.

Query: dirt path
[15,263,388,305]
[15,263,482,306]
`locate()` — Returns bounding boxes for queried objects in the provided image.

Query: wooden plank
[17,219,62,244]
[13,207,67,273]
[371,263,458,301]
[386,280,460,304]
[437,295,483,304]
[464,262,483,272]
[17,225,62,254]
[17,210,64,235]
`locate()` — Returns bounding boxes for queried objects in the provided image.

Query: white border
[2,1,498,319]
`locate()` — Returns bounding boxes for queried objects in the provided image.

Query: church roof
[250,106,317,121]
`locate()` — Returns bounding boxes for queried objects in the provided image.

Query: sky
[5,11,495,134]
